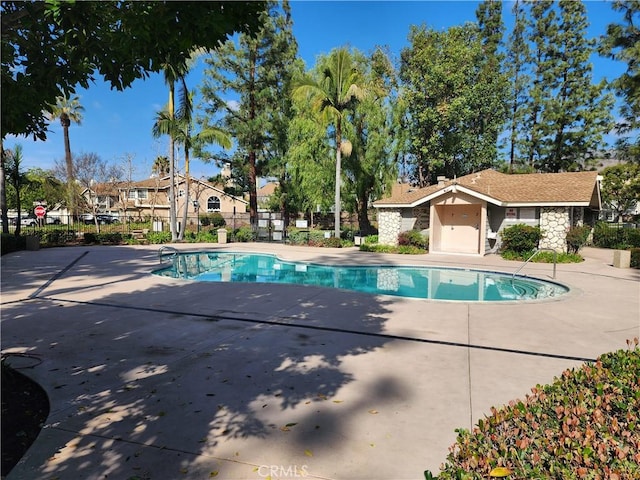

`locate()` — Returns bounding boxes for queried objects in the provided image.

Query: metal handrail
[158,245,179,263]
[512,247,557,279]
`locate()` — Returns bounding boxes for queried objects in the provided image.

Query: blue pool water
[152,252,569,302]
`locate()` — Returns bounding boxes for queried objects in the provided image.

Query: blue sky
[4,0,626,181]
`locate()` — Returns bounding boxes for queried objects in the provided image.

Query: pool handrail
[158,245,179,263]
[512,247,557,279]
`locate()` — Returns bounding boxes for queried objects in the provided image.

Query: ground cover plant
[359,231,429,254]
[426,340,640,479]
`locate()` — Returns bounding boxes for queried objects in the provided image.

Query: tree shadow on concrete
[1,245,418,479]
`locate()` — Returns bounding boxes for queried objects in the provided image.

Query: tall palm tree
[48,95,84,218]
[159,62,181,241]
[157,52,204,241]
[153,78,231,240]
[292,48,364,238]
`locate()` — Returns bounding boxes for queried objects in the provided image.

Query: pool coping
[152,249,571,303]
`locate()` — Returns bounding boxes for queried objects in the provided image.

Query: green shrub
[500,249,583,264]
[631,247,640,268]
[340,227,356,241]
[200,213,226,228]
[40,229,76,246]
[398,230,428,249]
[322,237,342,248]
[83,232,97,244]
[359,243,396,253]
[99,233,122,244]
[534,251,583,263]
[232,226,255,242]
[123,235,140,245]
[287,227,310,245]
[500,224,541,253]
[566,225,591,254]
[1,233,26,255]
[365,234,378,244]
[592,222,640,249]
[193,230,217,243]
[146,231,171,244]
[396,245,427,254]
[287,228,333,246]
[358,243,426,254]
[428,342,640,480]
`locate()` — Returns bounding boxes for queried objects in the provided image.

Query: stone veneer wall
[539,207,570,252]
[378,209,402,245]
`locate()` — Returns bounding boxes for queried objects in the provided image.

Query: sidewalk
[1,244,638,479]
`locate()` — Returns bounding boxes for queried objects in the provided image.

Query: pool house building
[373,169,602,255]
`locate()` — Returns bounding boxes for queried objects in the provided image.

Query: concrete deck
[1,244,638,480]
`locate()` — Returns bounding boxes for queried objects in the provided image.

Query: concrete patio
[1,243,638,479]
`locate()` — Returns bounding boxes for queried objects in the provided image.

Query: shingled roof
[373,169,601,208]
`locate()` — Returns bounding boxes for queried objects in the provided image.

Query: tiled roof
[374,169,600,207]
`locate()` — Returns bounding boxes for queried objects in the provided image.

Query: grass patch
[500,249,583,263]
[359,243,427,254]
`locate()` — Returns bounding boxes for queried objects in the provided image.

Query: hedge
[428,342,640,479]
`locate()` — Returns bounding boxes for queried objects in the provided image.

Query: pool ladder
[158,245,179,263]
[512,248,557,279]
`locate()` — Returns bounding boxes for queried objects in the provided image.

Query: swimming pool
[152,252,569,302]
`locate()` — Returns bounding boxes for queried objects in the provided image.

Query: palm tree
[4,144,27,236]
[48,95,84,218]
[153,78,231,240]
[292,48,364,238]
[151,156,170,177]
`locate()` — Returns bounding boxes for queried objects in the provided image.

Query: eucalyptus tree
[292,47,365,237]
[199,1,297,229]
[600,1,640,162]
[48,94,84,217]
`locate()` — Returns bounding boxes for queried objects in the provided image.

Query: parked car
[82,213,119,225]
[45,216,61,225]
[96,215,119,225]
[11,216,38,227]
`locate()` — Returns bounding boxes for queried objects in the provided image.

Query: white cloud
[226,99,240,112]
